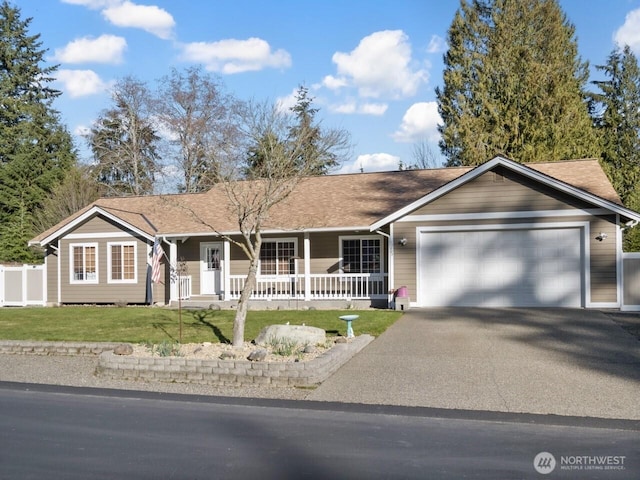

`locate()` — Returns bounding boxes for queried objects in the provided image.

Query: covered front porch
[162,231,391,308]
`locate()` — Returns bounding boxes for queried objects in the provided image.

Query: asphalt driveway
[308,308,640,420]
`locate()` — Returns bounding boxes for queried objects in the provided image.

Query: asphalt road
[0,383,638,479]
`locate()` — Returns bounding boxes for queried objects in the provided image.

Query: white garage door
[418,227,583,307]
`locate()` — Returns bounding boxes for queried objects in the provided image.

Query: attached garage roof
[31,156,633,246]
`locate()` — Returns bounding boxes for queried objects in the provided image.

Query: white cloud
[322,74,348,90]
[73,124,92,136]
[53,34,127,64]
[614,8,640,52]
[392,101,441,143]
[427,35,447,54]
[329,30,428,99]
[61,0,119,8]
[360,103,388,116]
[56,69,110,98]
[102,1,175,39]
[338,153,400,174]
[181,38,291,74]
[329,101,388,116]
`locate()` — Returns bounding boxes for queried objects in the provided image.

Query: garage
[417,226,584,307]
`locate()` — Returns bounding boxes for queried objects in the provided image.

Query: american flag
[151,238,164,283]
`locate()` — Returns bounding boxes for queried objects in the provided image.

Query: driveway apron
[308,308,640,420]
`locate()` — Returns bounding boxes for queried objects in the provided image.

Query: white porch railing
[228,273,388,300]
[177,275,192,300]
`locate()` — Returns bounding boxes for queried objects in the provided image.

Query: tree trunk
[232,255,259,347]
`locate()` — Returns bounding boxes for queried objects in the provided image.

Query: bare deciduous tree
[87,76,160,196]
[153,67,243,193]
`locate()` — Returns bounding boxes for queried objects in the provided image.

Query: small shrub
[152,340,182,357]
[266,336,299,357]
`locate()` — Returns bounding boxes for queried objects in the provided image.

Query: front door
[200,242,222,295]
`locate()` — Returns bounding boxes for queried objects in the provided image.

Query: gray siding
[413,167,595,216]
[59,215,151,304]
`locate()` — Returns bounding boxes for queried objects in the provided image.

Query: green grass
[0,306,402,344]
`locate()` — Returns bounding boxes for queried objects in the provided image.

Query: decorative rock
[219,351,236,360]
[113,344,133,355]
[247,348,268,362]
[208,304,221,311]
[255,325,326,347]
[303,345,316,354]
[335,337,348,344]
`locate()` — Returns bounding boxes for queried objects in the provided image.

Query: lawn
[0,306,402,344]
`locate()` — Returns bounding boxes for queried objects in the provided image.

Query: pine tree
[592,46,640,251]
[437,0,600,166]
[0,1,75,262]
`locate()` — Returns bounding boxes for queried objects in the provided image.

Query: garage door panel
[419,228,582,307]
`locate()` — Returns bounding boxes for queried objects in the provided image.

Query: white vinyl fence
[0,264,46,307]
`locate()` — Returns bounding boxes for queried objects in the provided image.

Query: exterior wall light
[398,237,408,246]
[595,232,608,241]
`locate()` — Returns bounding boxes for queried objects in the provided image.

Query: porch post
[304,233,311,301]
[168,239,178,303]
[223,240,230,301]
[388,224,395,308]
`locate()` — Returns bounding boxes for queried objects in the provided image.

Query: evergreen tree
[245,86,349,177]
[0,1,75,262]
[87,77,159,196]
[592,46,640,251]
[437,0,600,166]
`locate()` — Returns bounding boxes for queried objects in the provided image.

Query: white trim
[169,240,178,302]
[617,214,623,308]
[415,221,589,308]
[223,240,231,301]
[370,156,640,231]
[397,208,610,224]
[69,242,99,285]
[35,205,154,246]
[107,241,138,284]
[388,223,395,301]
[57,242,61,304]
[159,226,372,238]
[304,233,311,301]
[338,234,385,274]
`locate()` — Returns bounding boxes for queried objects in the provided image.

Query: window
[260,239,296,275]
[108,242,137,283]
[70,243,98,283]
[341,237,382,273]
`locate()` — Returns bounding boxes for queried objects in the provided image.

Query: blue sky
[17,0,640,180]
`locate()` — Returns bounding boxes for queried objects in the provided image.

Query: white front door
[200,242,222,295]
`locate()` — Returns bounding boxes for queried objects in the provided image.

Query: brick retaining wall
[0,340,123,356]
[97,335,374,387]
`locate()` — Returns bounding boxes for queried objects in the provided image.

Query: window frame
[339,235,384,274]
[69,242,99,284]
[107,241,138,284]
[258,238,298,277]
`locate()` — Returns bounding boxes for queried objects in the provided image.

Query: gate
[0,264,46,307]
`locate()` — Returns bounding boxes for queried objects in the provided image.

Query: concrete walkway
[308,308,640,420]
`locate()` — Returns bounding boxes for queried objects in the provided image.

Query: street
[0,383,638,479]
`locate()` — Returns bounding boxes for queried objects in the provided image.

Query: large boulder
[255,324,326,347]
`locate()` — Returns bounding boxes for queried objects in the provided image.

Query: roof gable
[369,156,638,231]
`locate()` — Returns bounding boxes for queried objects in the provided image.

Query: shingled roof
[30,158,624,245]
